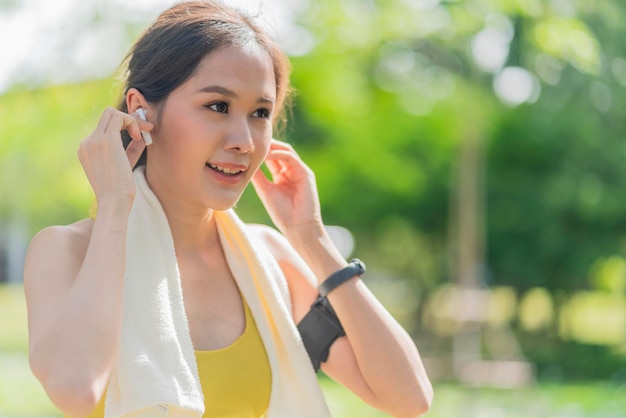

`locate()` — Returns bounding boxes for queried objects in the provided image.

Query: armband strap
[297,295,345,372]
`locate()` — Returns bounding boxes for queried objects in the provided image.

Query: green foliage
[0,0,19,10]
[589,256,626,294]
[0,79,119,234]
[284,0,626,294]
[3,0,626,295]
[486,73,626,290]
[0,285,57,416]
[520,333,626,382]
[0,284,28,352]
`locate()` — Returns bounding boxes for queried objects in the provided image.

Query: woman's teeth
[207,163,242,175]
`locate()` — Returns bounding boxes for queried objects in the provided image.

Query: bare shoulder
[24,219,94,287]
[246,223,318,319]
[246,223,292,261]
[27,219,93,259]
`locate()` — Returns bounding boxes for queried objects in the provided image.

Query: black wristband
[318,258,366,297]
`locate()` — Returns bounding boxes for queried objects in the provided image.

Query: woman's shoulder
[25,219,94,270]
[31,218,93,247]
[246,223,291,260]
[246,223,318,285]
[245,223,319,317]
[23,219,94,295]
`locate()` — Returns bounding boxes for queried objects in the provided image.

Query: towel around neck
[103,167,330,418]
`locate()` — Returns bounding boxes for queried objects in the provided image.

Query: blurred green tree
[282,0,626,294]
[3,0,626,296]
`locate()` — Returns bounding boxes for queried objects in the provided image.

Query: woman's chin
[205,193,244,212]
[210,202,238,211]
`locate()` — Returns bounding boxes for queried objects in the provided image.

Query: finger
[133,113,155,133]
[264,149,306,172]
[123,116,145,145]
[267,140,300,166]
[131,111,155,145]
[96,107,116,134]
[264,149,299,160]
[102,110,144,143]
[264,157,285,177]
[264,159,291,183]
[268,139,297,153]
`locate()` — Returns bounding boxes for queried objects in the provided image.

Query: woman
[23,1,433,417]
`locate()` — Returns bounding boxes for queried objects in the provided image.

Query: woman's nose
[225,117,254,153]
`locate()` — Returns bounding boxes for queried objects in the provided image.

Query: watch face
[351,258,366,276]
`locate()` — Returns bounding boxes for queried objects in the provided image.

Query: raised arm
[24,108,151,417]
[251,140,433,417]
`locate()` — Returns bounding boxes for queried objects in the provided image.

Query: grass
[0,284,56,417]
[3,283,626,418]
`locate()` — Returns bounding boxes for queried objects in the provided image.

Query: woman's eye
[208,102,228,113]
[252,108,271,119]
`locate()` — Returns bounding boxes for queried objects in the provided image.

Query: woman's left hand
[251,140,323,236]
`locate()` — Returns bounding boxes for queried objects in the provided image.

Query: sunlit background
[2,0,626,417]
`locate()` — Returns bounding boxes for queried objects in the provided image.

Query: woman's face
[145,43,276,211]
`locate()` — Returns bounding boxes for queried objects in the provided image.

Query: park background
[2,0,626,416]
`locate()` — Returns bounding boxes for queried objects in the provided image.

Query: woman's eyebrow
[257,96,275,105]
[197,85,236,98]
[197,85,275,105]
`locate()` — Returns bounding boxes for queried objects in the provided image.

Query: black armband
[297,259,366,372]
[297,295,345,373]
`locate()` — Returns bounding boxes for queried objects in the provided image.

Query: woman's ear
[126,88,149,115]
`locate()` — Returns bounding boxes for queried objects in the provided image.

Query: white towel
[104,167,330,417]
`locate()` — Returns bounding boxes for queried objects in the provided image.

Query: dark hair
[117,0,292,166]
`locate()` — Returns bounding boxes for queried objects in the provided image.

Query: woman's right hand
[78,107,153,204]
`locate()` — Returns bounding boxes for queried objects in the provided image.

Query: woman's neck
[143,169,220,255]
[162,201,219,255]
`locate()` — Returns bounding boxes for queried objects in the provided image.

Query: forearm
[286,224,433,416]
[31,200,131,399]
[327,280,432,415]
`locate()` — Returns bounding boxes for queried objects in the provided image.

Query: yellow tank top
[82,300,272,418]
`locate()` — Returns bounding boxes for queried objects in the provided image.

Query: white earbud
[136,108,153,145]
